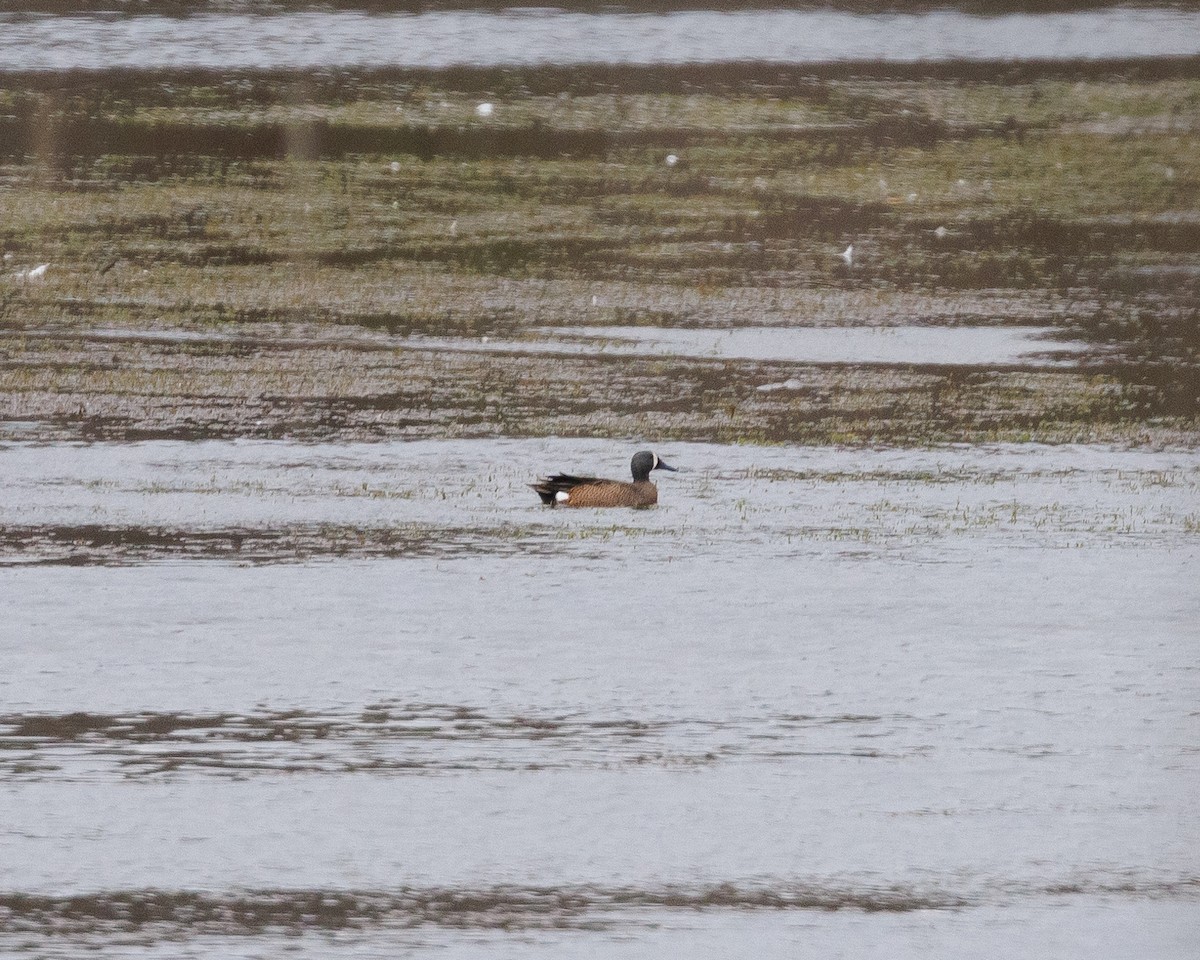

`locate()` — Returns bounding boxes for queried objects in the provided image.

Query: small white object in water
[840,244,854,266]
[475,102,494,117]
[24,263,49,279]
[934,225,948,239]
[756,378,805,393]
[665,154,678,166]
[389,161,401,173]
[449,219,458,237]
[591,294,599,306]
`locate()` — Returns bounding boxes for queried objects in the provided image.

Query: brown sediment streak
[2,876,1198,937]
[0,524,567,566]
[0,705,914,778]
[0,884,968,936]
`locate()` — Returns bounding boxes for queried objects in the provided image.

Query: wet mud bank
[0,883,977,940]
[6,878,1182,939]
[2,883,1190,940]
[1,61,1197,448]
[0,331,1182,445]
[0,521,566,565]
[0,702,914,777]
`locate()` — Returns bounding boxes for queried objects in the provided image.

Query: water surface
[2,7,1198,71]
[532,324,1084,366]
[1,438,1196,956]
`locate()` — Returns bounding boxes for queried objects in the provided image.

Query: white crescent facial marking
[555,491,570,503]
[652,454,659,468]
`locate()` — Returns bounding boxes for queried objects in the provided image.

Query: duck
[531,450,677,507]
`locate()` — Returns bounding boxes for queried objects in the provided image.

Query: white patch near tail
[555,491,570,503]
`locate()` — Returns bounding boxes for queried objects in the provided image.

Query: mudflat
[1,60,1197,446]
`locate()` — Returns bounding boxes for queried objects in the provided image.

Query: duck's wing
[530,473,604,504]
[542,473,601,487]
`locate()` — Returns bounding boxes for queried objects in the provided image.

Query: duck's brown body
[531,451,676,508]
[532,475,659,508]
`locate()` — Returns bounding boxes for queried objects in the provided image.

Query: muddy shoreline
[3,61,1197,447]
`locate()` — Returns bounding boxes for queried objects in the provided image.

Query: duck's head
[631,450,677,482]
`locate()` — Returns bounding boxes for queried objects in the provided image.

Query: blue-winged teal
[531,450,677,507]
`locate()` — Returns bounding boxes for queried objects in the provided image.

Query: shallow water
[532,325,1084,367]
[1,438,1197,956]
[30,324,1087,370]
[2,7,1199,72]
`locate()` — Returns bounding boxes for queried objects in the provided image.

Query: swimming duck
[531,450,677,507]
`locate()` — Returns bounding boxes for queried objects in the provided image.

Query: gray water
[66,325,1083,369]
[530,325,1084,366]
[2,7,1199,72]
[1,438,1197,957]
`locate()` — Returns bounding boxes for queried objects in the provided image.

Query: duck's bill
[656,458,678,472]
